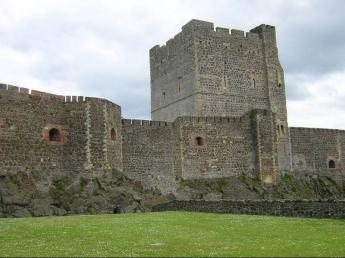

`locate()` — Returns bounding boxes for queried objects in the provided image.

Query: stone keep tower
[150,19,292,172]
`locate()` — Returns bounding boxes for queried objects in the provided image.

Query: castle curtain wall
[0,86,87,180]
[0,86,123,179]
[121,119,178,194]
[175,114,257,180]
[290,127,345,182]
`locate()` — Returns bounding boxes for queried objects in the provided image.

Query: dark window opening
[111,128,116,141]
[162,91,166,100]
[195,136,204,146]
[280,125,285,135]
[329,160,336,169]
[49,128,61,142]
[278,83,282,87]
[252,79,256,88]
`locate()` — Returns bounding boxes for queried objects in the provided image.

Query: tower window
[280,125,285,135]
[195,136,204,146]
[328,160,336,169]
[49,128,61,142]
[110,128,116,141]
[252,79,256,88]
[162,91,166,100]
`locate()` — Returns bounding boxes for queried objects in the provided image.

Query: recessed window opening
[280,125,285,135]
[49,128,61,142]
[111,128,116,141]
[195,136,204,146]
[252,79,256,88]
[162,91,166,100]
[278,83,282,87]
[329,160,336,169]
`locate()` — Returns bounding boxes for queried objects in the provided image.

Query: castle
[1,19,345,217]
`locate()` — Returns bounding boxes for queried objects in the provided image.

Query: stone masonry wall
[150,20,292,173]
[0,85,87,180]
[0,84,123,175]
[175,113,256,180]
[193,22,269,118]
[150,30,196,121]
[0,84,129,217]
[121,119,178,194]
[121,109,278,193]
[253,110,278,183]
[290,127,345,182]
[250,24,291,173]
[153,200,345,218]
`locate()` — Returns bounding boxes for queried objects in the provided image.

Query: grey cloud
[277,0,345,75]
[284,74,311,100]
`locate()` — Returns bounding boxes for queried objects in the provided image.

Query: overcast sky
[0,0,345,129]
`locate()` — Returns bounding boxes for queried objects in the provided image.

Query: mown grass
[0,211,345,257]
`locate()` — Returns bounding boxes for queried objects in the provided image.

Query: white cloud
[288,70,345,129]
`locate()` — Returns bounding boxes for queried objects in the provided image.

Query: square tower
[150,19,287,121]
[150,19,291,172]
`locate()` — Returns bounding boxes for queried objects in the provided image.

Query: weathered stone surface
[0,19,345,218]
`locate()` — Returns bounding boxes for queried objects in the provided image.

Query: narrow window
[280,125,285,135]
[110,128,116,141]
[195,136,204,146]
[177,76,183,93]
[49,128,61,142]
[329,160,336,169]
[252,79,256,88]
[162,91,166,100]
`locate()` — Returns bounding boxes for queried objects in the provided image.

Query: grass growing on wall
[0,211,345,257]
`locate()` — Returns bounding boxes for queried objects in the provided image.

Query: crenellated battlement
[122,118,172,128]
[150,19,263,63]
[122,115,253,128]
[0,83,83,103]
[0,83,121,110]
[175,116,246,124]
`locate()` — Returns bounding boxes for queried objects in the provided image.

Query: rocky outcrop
[174,174,345,201]
[0,168,170,218]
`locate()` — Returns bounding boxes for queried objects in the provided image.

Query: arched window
[49,128,61,142]
[110,128,116,141]
[195,136,204,146]
[329,160,336,169]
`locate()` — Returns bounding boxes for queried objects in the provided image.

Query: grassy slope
[0,212,345,257]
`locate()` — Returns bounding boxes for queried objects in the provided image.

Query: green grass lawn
[0,211,345,257]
